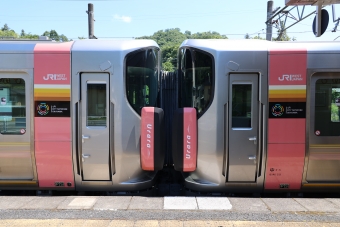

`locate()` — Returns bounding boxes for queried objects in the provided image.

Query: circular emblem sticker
[271,104,284,117]
[20,129,26,134]
[315,130,321,136]
[37,103,49,116]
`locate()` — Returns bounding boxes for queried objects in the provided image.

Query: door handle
[248,136,257,145]
[82,135,90,143]
[248,155,256,160]
[82,154,90,162]
[249,155,257,164]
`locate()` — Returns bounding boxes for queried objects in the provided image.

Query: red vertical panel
[141,107,155,171]
[183,108,197,172]
[34,42,74,188]
[265,47,307,190]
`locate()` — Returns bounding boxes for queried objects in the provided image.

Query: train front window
[314,78,340,136]
[179,48,214,118]
[126,48,159,115]
[0,78,26,135]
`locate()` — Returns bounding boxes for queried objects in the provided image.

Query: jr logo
[43,74,67,81]
[278,74,303,82]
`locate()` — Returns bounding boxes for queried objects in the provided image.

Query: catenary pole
[266,1,273,41]
[87,3,95,39]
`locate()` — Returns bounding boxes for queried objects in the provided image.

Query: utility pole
[315,2,322,37]
[87,3,96,39]
[266,1,273,41]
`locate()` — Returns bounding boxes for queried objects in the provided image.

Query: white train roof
[0,41,40,53]
[180,39,340,54]
[72,39,159,52]
[0,39,159,54]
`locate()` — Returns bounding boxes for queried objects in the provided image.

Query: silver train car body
[0,39,164,191]
[173,39,340,193]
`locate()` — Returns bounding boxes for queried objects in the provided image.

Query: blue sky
[2,0,340,41]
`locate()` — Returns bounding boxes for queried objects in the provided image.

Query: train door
[0,73,35,180]
[80,73,110,181]
[306,73,340,182]
[228,74,259,182]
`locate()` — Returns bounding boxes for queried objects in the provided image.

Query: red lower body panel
[265,119,306,190]
[265,143,305,189]
[35,117,74,188]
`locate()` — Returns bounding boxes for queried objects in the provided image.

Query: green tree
[42,30,68,42]
[59,34,69,42]
[162,61,174,71]
[252,35,265,40]
[138,28,187,47]
[49,30,59,41]
[188,31,227,39]
[273,21,292,41]
[1,24,9,31]
[0,23,18,38]
[137,28,227,71]
[20,29,39,39]
[0,23,69,40]
[22,33,39,39]
[42,31,50,37]
[20,29,26,37]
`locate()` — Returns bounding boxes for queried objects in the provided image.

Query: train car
[173,39,340,193]
[0,39,164,192]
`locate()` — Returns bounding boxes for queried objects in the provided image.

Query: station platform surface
[1,195,340,226]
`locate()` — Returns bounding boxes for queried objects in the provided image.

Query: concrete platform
[0,196,340,225]
[1,195,340,212]
[0,219,338,227]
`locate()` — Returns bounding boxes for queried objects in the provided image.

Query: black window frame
[178,47,215,119]
[125,47,160,116]
[314,77,340,136]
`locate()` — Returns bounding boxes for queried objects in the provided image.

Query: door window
[232,84,252,128]
[87,83,107,127]
[0,78,26,135]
